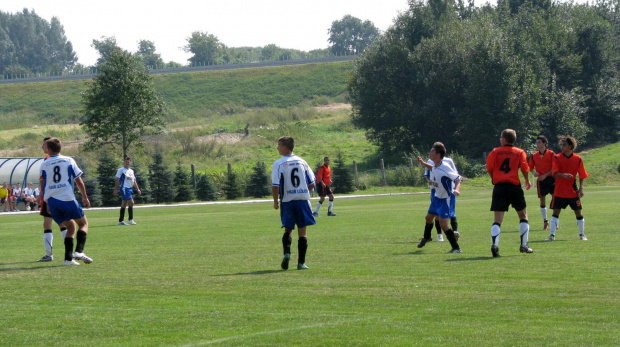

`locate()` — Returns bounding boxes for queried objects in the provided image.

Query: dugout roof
[0,157,44,187]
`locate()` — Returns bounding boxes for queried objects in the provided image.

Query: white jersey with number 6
[272,155,316,202]
[40,154,83,202]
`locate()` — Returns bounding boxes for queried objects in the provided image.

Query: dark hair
[46,137,61,153]
[125,157,131,161]
[278,136,295,151]
[560,136,577,150]
[433,142,446,158]
[501,129,517,144]
[43,136,51,141]
[536,135,548,144]
[324,156,330,161]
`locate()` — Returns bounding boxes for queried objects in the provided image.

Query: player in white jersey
[271,136,316,270]
[40,137,92,266]
[417,142,462,253]
[114,157,142,225]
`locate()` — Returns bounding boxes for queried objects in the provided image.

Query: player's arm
[417,156,433,170]
[272,186,279,210]
[133,179,142,195]
[453,178,461,196]
[519,152,532,189]
[113,177,120,196]
[75,176,90,208]
[316,167,325,187]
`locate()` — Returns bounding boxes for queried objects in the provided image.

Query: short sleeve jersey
[115,167,136,189]
[13,187,22,197]
[23,187,35,197]
[316,164,332,186]
[425,158,457,185]
[528,149,555,176]
[272,155,316,202]
[0,187,8,199]
[429,162,461,199]
[40,154,83,201]
[486,145,529,185]
[552,152,589,198]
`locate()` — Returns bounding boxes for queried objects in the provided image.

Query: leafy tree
[173,162,193,202]
[332,153,355,194]
[136,39,164,69]
[222,165,242,200]
[245,161,270,198]
[96,151,120,207]
[183,31,227,65]
[81,48,165,159]
[328,15,380,55]
[196,173,218,201]
[91,36,120,66]
[149,150,174,203]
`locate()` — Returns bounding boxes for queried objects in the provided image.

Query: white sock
[577,218,585,235]
[328,200,334,212]
[61,228,67,239]
[44,232,53,256]
[315,202,322,213]
[491,224,501,247]
[550,216,559,236]
[540,207,547,222]
[519,222,529,247]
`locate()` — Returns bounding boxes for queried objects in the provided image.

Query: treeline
[350,0,620,156]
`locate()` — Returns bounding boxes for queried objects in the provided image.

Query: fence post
[191,164,196,189]
[380,159,386,185]
[353,160,358,187]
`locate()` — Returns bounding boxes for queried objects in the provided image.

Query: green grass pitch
[1,186,619,346]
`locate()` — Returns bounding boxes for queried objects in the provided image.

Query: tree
[245,161,270,198]
[183,31,227,65]
[132,161,150,204]
[222,164,242,200]
[149,150,174,203]
[91,36,120,66]
[173,162,193,202]
[196,173,218,201]
[328,15,380,55]
[136,39,164,69]
[74,156,102,207]
[81,48,165,159]
[332,153,355,194]
[96,151,120,207]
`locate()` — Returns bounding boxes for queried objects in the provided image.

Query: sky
[5,0,413,66]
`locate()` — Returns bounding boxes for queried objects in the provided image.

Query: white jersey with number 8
[40,154,83,202]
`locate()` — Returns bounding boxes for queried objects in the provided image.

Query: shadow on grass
[211,269,283,276]
[0,264,60,272]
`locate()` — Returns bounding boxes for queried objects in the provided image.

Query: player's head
[536,135,548,145]
[501,129,517,145]
[41,136,51,154]
[431,142,446,159]
[45,137,62,154]
[323,156,330,166]
[559,136,577,151]
[124,157,132,167]
[277,136,294,155]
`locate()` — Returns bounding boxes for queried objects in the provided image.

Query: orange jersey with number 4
[486,145,530,185]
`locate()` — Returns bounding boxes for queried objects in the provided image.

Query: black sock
[434,219,442,234]
[119,207,126,222]
[444,229,460,250]
[282,232,292,255]
[64,237,74,261]
[128,206,133,220]
[75,230,87,253]
[298,237,308,264]
[424,223,433,240]
[450,217,458,231]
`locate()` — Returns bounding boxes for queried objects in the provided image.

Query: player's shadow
[0,263,58,272]
[211,269,283,276]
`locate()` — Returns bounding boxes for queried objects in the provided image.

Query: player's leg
[439,217,460,252]
[548,196,563,240]
[449,194,458,240]
[62,220,79,266]
[327,191,336,216]
[516,209,533,253]
[73,216,92,264]
[297,226,309,269]
[574,205,586,240]
[281,228,293,270]
[418,213,435,248]
[128,198,137,224]
[314,187,325,216]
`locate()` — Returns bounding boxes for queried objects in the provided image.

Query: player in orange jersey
[545,136,589,241]
[528,135,556,231]
[486,129,533,257]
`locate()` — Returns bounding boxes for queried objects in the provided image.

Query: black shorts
[537,176,555,198]
[551,196,582,211]
[317,184,333,197]
[39,200,52,218]
[490,182,527,212]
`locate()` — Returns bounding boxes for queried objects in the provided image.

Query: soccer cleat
[543,221,549,230]
[281,253,290,270]
[312,212,319,217]
[454,231,460,241]
[118,221,129,226]
[73,252,93,264]
[417,238,431,248]
[491,245,500,257]
[297,263,309,270]
[579,234,588,241]
[327,212,337,216]
[26,205,31,211]
[436,234,444,242]
[63,260,80,266]
[37,255,53,262]
[519,245,534,253]
[128,220,137,225]
[447,248,462,253]
[545,235,555,241]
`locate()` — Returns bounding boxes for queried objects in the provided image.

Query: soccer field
[1,186,619,346]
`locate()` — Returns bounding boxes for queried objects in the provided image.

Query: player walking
[114,157,142,225]
[313,156,336,217]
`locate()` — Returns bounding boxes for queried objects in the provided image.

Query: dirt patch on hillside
[314,103,351,112]
[196,133,245,144]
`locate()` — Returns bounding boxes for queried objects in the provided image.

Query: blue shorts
[47,197,85,225]
[431,189,456,218]
[120,187,134,201]
[428,197,452,219]
[280,200,316,230]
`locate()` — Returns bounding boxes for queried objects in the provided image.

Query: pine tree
[196,173,218,201]
[173,162,193,202]
[245,161,270,198]
[132,161,150,204]
[223,164,242,200]
[74,156,101,207]
[96,151,120,206]
[148,150,174,203]
[332,153,355,194]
